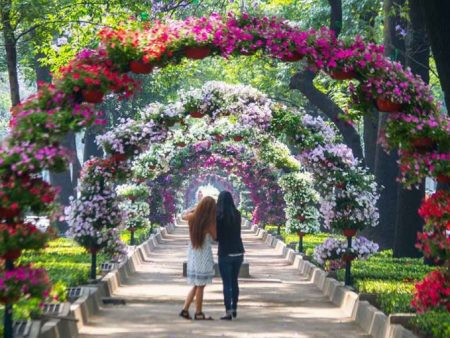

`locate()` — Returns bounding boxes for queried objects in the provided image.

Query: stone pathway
[79,221,370,338]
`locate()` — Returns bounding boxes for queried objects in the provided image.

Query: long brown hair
[190,196,216,249]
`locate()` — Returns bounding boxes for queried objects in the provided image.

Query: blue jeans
[218,255,243,312]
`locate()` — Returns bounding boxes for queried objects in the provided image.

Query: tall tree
[0,0,20,105]
[365,0,406,249]
[419,0,450,111]
[393,0,429,257]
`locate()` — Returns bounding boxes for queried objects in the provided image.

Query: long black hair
[216,191,240,227]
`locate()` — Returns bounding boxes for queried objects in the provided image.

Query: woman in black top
[216,191,245,320]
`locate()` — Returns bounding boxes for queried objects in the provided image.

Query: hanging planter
[330,70,356,80]
[88,247,98,254]
[189,111,205,118]
[0,295,20,305]
[280,52,303,62]
[214,134,224,142]
[127,196,137,202]
[335,182,347,189]
[176,142,186,148]
[185,46,211,60]
[111,154,127,162]
[342,253,356,262]
[411,136,435,153]
[233,136,244,142]
[436,174,450,184]
[1,249,22,261]
[82,89,104,104]
[0,207,20,219]
[343,229,357,237]
[375,97,402,113]
[296,215,305,222]
[129,60,154,74]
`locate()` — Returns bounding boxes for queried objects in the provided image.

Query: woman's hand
[181,209,195,221]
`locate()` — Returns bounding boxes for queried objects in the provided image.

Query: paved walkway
[79,221,369,338]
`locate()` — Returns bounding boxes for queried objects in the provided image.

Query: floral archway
[1,12,449,333]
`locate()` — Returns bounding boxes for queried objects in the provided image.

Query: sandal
[179,309,191,320]
[194,312,213,320]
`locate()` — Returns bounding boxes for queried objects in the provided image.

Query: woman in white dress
[179,196,217,320]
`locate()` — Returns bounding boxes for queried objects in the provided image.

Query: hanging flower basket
[296,215,305,222]
[411,136,435,153]
[335,182,347,189]
[189,111,205,118]
[343,229,357,237]
[111,154,127,162]
[185,46,211,60]
[82,89,104,104]
[1,249,22,261]
[436,174,450,184]
[176,142,186,147]
[0,295,20,305]
[375,97,402,113]
[88,247,99,254]
[127,196,137,202]
[233,136,244,142]
[281,52,303,62]
[129,60,154,74]
[330,70,356,80]
[0,207,20,219]
[342,253,356,262]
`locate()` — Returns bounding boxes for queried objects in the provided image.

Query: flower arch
[1,12,448,327]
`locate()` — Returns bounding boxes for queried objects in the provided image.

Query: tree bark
[419,0,450,112]
[363,109,379,172]
[1,0,20,106]
[83,127,103,162]
[393,0,429,258]
[367,0,406,249]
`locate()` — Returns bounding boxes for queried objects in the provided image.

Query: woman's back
[216,193,244,257]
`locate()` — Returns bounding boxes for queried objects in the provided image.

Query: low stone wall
[250,225,417,338]
[38,222,177,338]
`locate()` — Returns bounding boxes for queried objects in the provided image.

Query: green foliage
[413,311,450,338]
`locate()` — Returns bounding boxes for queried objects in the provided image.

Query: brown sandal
[179,309,191,320]
[194,312,213,320]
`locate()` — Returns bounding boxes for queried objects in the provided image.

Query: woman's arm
[209,223,217,241]
[181,209,195,221]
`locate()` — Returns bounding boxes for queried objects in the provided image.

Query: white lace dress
[186,234,214,286]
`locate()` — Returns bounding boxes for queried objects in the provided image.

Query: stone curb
[39,230,161,338]
[248,225,417,338]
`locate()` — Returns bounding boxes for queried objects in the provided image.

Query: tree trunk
[363,109,379,172]
[1,0,20,106]
[368,0,406,249]
[83,127,103,162]
[393,0,429,258]
[419,0,450,112]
